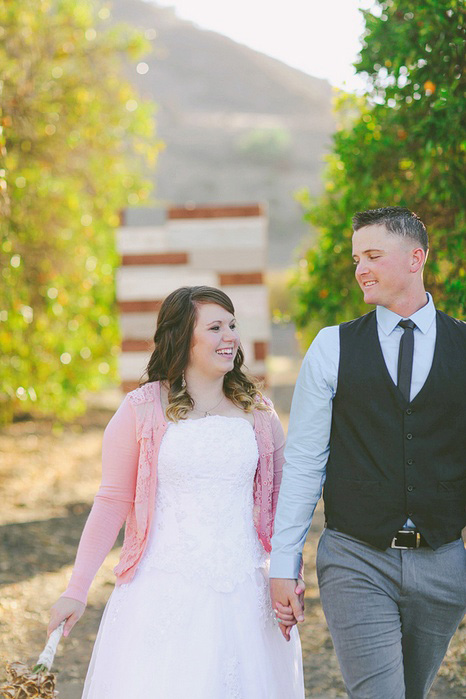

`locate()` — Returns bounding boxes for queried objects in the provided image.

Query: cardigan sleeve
[270,409,285,516]
[60,396,139,604]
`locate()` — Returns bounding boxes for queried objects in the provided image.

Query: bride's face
[188,303,240,378]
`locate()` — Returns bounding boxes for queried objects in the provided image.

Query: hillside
[108,0,335,266]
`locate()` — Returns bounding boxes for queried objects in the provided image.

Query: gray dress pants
[316,528,465,699]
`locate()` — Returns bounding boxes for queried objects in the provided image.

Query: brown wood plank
[121,253,189,266]
[168,204,263,219]
[122,339,154,352]
[121,380,141,393]
[253,341,268,361]
[219,272,263,285]
[118,300,163,312]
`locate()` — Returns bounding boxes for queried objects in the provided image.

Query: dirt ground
[0,398,464,698]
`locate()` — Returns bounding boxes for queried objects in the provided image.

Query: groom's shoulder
[436,309,466,332]
[307,311,376,357]
[339,309,375,329]
[332,310,376,338]
[310,324,339,351]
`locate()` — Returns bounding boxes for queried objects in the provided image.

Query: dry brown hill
[108,0,335,266]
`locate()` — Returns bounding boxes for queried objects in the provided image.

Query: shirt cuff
[269,552,302,579]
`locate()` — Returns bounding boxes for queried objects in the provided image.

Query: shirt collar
[376,292,436,336]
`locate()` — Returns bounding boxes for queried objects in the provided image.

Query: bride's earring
[181,371,186,389]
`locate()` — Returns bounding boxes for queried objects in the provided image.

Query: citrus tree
[0,0,160,422]
[293,0,465,344]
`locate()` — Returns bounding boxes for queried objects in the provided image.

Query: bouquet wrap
[0,622,65,698]
[34,622,65,673]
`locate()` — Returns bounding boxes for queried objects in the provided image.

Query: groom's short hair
[352,206,429,252]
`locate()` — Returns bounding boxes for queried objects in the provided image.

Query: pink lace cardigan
[62,381,285,605]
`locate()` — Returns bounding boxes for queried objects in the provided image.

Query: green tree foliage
[293,0,465,344]
[0,0,160,422]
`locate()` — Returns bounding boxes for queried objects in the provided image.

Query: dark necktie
[397,319,416,401]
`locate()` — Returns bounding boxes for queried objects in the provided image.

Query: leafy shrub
[293,0,465,342]
[0,0,161,422]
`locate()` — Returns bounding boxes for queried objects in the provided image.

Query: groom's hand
[270,578,305,641]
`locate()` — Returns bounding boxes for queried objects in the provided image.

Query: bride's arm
[270,409,285,515]
[58,396,139,606]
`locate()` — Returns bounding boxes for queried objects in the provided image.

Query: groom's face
[352,224,415,310]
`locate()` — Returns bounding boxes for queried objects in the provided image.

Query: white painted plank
[234,315,270,340]
[166,218,266,250]
[190,247,265,271]
[222,286,269,318]
[117,218,267,254]
[120,312,158,339]
[243,360,267,378]
[118,351,151,381]
[166,216,266,236]
[116,227,168,254]
[117,267,218,300]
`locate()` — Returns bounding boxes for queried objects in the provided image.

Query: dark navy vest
[323,309,466,550]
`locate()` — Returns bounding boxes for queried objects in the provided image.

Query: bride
[48,285,305,698]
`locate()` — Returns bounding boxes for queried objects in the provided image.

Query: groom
[270,207,465,698]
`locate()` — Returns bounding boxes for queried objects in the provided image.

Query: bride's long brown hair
[141,286,268,421]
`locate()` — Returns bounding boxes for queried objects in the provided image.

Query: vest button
[406,408,413,415]
[406,433,413,440]
[407,459,414,465]
[407,485,414,492]
[408,512,414,517]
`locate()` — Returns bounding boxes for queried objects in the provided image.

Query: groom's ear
[410,246,427,273]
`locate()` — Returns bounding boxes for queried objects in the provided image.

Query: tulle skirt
[82,563,304,698]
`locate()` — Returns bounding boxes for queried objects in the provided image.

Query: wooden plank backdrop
[116,204,269,392]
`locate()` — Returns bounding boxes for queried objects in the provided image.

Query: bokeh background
[1,1,464,696]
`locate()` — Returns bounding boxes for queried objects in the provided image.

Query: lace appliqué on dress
[108,583,130,625]
[224,656,242,699]
[252,407,275,553]
[138,416,267,593]
[256,567,275,628]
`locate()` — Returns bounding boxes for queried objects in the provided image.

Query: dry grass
[0,402,464,698]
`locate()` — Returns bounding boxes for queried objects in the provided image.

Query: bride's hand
[274,600,296,625]
[274,579,306,639]
[48,597,86,639]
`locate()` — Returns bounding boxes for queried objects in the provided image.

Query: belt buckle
[391,530,421,549]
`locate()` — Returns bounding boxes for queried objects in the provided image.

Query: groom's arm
[269,327,338,632]
[270,325,338,578]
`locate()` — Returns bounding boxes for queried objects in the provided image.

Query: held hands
[47,597,86,639]
[269,578,305,641]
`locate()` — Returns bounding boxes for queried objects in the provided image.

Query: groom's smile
[352,224,421,311]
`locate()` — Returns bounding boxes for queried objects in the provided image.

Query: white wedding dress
[82,415,304,698]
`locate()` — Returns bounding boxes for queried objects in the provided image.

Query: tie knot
[398,319,415,331]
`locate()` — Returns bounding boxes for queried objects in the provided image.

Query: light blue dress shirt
[269,293,437,579]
